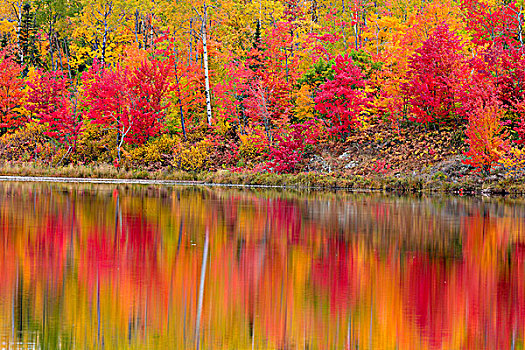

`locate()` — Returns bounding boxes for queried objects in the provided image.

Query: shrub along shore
[0,121,518,195]
[0,162,522,195]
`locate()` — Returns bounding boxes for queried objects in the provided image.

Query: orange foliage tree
[464,105,509,173]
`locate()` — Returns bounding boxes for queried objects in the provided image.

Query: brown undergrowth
[314,123,467,176]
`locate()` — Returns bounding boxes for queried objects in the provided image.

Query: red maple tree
[314,53,370,138]
[0,54,26,132]
[83,58,172,163]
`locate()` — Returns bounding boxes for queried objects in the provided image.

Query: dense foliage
[1,0,525,175]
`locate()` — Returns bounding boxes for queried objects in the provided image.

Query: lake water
[0,182,523,349]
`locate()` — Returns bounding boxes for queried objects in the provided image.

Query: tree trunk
[134,10,141,48]
[63,38,72,79]
[49,25,55,69]
[201,5,213,126]
[13,3,23,64]
[311,0,318,22]
[188,19,193,65]
[173,49,187,139]
[102,15,108,64]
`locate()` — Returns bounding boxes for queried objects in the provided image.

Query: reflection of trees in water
[0,183,523,348]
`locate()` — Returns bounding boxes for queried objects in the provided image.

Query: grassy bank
[0,162,523,195]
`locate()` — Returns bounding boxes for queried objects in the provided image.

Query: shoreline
[0,175,291,189]
[0,163,522,195]
[0,174,378,192]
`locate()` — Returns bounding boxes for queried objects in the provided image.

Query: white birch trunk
[202,5,213,126]
[13,3,23,63]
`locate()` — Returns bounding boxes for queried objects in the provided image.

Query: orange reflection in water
[0,183,523,349]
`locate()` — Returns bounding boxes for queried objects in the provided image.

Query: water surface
[0,183,523,349]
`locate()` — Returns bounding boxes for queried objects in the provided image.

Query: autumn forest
[0,0,524,180]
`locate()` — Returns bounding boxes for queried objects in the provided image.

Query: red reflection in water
[0,185,522,349]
